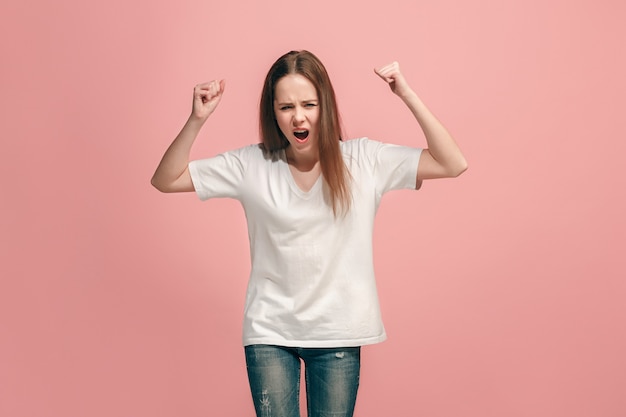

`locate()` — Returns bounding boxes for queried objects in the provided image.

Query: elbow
[423,149,468,179]
[450,159,468,178]
[151,176,169,193]
[438,155,467,178]
[150,173,194,193]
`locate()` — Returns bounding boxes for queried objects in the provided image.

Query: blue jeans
[245,344,361,417]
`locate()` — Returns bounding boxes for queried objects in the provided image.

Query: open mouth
[293,130,309,141]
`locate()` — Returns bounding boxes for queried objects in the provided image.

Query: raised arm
[151,79,225,193]
[374,62,467,186]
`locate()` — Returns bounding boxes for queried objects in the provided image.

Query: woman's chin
[287,138,318,159]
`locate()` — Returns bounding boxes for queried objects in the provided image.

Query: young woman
[151,50,467,417]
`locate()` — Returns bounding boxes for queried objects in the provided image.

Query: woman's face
[273,74,320,160]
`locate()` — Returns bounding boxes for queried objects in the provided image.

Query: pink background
[2,0,625,416]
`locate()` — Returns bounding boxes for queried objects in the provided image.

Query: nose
[293,105,305,124]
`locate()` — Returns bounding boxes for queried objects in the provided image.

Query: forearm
[151,80,225,192]
[151,115,205,192]
[400,90,467,178]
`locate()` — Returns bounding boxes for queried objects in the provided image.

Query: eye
[279,105,293,111]
[304,103,318,108]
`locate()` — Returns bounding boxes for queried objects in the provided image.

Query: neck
[285,146,319,172]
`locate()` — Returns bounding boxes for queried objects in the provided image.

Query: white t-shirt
[189,137,422,347]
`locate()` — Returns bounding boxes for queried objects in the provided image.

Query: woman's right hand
[192,79,225,121]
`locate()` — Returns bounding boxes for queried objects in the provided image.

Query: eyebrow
[275,99,319,105]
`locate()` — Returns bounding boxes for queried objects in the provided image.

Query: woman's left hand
[374,61,414,99]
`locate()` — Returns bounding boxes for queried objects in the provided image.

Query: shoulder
[341,137,387,164]
[341,137,386,152]
[230,143,266,158]
[214,143,269,166]
[238,143,288,163]
[190,143,266,174]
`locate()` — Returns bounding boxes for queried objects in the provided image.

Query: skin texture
[273,74,322,192]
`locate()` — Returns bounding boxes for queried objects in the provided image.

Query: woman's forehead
[274,74,318,101]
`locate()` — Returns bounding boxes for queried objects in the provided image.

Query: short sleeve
[359,138,422,195]
[188,145,254,201]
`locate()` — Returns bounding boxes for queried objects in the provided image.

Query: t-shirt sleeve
[188,145,251,201]
[360,138,422,195]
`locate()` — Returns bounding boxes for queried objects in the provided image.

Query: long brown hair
[259,50,351,216]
